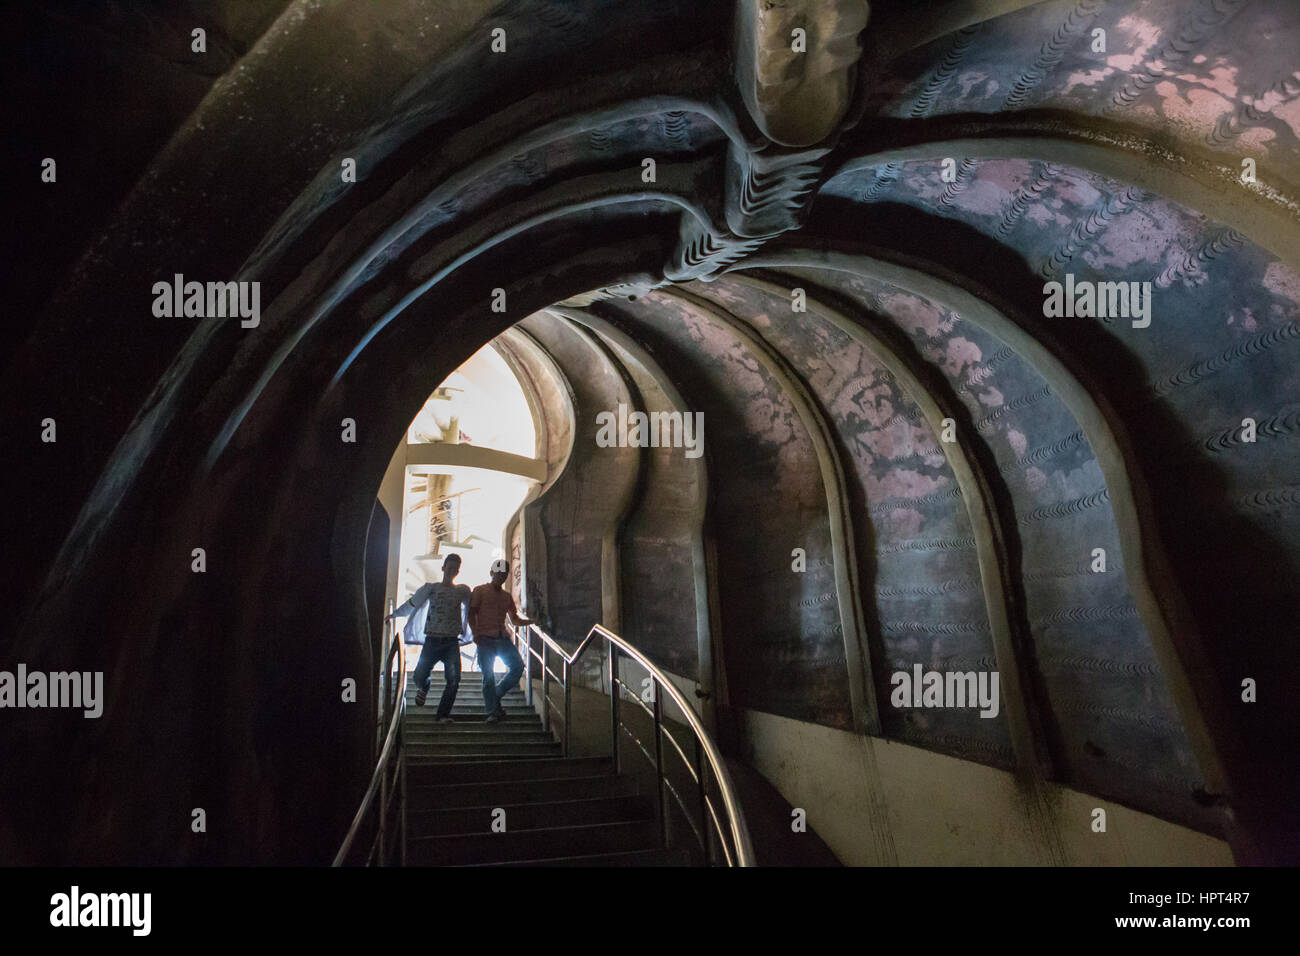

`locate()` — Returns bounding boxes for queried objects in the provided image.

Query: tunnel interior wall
[4,0,1298,866]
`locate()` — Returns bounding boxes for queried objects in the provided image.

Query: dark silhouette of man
[468,558,532,722]
[389,553,471,722]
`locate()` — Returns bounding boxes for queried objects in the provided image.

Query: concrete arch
[210,176,717,467]
[505,310,641,650]
[656,286,880,737]
[722,269,1083,861]
[725,272,1054,771]
[730,246,1235,822]
[493,325,579,621]
[14,0,1291,870]
[246,95,738,284]
[553,307,717,713]
[825,121,1300,273]
[495,326,579,496]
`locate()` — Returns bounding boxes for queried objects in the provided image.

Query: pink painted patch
[912,423,947,468]
[1115,13,1163,59]
[1053,174,1101,209]
[1085,207,1168,270]
[1063,67,1113,91]
[953,178,1009,217]
[1173,65,1240,101]
[1259,88,1300,140]
[889,507,924,538]
[1025,204,1071,228]
[1262,262,1300,305]
[945,337,983,377]
[1237,127,1278,151]
[1007,429,1028,457]
[978,159,1033,192]
[869,468,945,500]
[882,291,948,339]
[1154,80,1233,129]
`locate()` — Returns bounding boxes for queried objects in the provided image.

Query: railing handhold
[505,619,755,866]
[333,604,406,867]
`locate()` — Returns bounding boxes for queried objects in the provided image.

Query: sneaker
[414,688,428,707]
[493,705,507,719]
[436,716,455,724]
[485,713,501,723]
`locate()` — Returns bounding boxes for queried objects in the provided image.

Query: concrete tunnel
[2,0,1299,868]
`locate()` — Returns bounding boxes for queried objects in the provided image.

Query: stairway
[403,670,688,866]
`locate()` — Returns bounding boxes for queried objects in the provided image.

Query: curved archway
[5,0,1297,868]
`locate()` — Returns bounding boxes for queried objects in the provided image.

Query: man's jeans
[476,637,524,713]
[413,636,462,718]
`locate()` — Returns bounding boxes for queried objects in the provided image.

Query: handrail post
[397,616,406,868]
[608,639,620,775]
[653,679,666,849]
[379,689,389,863]
[695,737,710,866]
[378,611,393,865]
[399,733,407,867]
[333,609,407,867]
[541,641,551,734]
[381,598,394,753]
[562,659,571,757]
[522,625,532,706]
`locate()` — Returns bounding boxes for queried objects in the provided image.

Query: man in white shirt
[389,553,472,722]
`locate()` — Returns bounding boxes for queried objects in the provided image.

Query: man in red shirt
[468,558,532,722]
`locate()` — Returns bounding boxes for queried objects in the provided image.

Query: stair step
[407,736,559,746]
[406,696,529,705]
[409,795,653,836]
[405,697,527,702]
[406,678,526,686]
[408,717,536,724]
[411,773,633,809]
[408,718,538,725]
[408,708,534,714]
[408,720,541,728]
[406,700,529,708]
[468,847,692,867]
[407,742,562,756]
[405,686,527,691]
[410,754,571,764]
[407,684,527,691]
[409,819,658,866]
[405,705,535,714]
[407,734,556,744]
[407,756,612,785]
[405,726,550,737]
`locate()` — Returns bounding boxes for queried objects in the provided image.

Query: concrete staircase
[403,671,688,866]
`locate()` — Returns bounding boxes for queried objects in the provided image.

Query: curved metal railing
[508,620,754,866]
[333,600,407,866]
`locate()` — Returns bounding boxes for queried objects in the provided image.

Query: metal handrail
[508,620,754,866]
[333,601,407,866]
